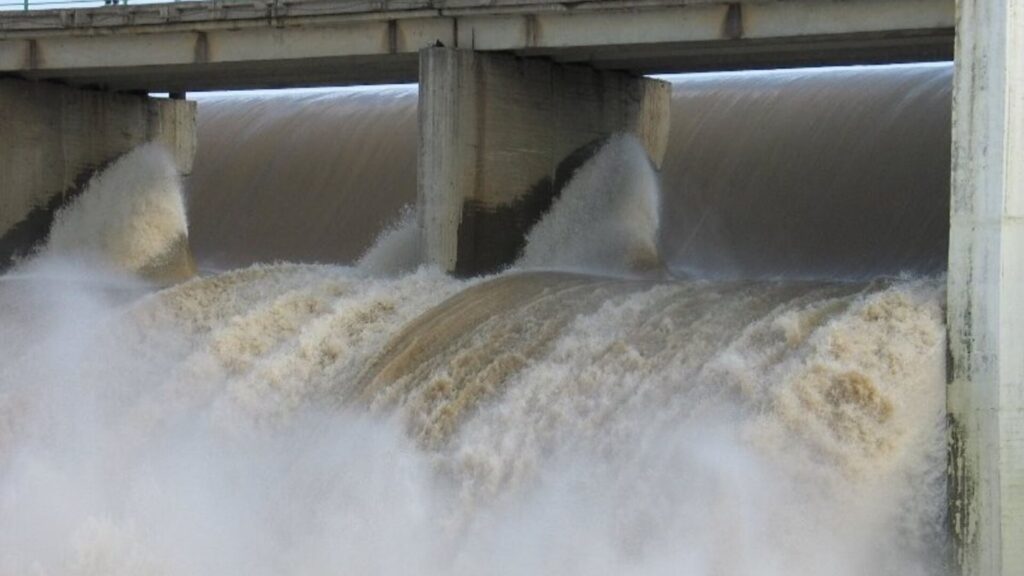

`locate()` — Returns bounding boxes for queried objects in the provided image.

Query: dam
[0,1,1021,575]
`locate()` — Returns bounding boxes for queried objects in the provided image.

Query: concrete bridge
[0,0,954,91]
[0,2,1021,576]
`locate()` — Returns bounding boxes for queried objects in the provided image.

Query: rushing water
[0,65,952,575]
[188,64,951,278]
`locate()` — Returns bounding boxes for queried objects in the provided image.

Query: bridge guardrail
[0,0,194,11]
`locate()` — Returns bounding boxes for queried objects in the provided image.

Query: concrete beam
[417,47,669,276]
[947,0,1024,575]
[0,0,953,92]
[0,78,195,267]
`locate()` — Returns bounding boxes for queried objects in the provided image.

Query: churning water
[0,64,952,575]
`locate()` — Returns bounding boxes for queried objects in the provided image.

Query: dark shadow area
[454,137,608,277]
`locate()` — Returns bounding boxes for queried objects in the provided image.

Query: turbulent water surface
[0,64,951,575]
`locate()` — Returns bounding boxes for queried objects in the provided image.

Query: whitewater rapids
[0,90,950,575]
[0,263,949,575]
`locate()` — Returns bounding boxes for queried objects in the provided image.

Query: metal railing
[0,0,194,10]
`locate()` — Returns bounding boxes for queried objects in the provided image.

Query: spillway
[0,64,953,575]
[188,63,951,279]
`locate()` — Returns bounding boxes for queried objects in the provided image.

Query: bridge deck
[0,0,953,92]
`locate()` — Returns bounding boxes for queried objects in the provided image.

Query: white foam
[0,257,949,575]
[357,206,423,277]
[46,144,189,276]
[517,135,661,274]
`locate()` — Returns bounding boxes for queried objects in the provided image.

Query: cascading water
[0,64,952,575]
[186,63,951,278]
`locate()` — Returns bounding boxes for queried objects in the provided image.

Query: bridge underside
[0,0,953,92]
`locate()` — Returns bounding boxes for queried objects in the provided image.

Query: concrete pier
[0,78,195,266]
[418,47,670,276]
[947,1,1024,575]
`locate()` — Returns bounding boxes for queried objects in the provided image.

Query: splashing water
[517,135,661,274]
[357,206,423,277]
[0,132,950,576]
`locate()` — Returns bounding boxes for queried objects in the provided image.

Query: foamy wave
[0,261,949,576]
[357,206,423,277]
[348,134,664,278]
[516,134,662,274]
[46,143,195,283]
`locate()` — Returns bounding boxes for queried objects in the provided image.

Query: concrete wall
[947,0,1024,575]
[0,78,195,266]
[417,47,670,276]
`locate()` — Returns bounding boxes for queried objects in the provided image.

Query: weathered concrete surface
[0,0,953,92]
[0,78,195,266]
[947,0,1024,575]
[418,47,669,276]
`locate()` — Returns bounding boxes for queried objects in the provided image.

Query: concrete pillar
[947,1,1024,575]
[0,78,196,267]
[417,47,670,276]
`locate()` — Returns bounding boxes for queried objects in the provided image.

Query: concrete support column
[0,78,196,266]
[418,47,670,276]
[947,1,1024,575]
